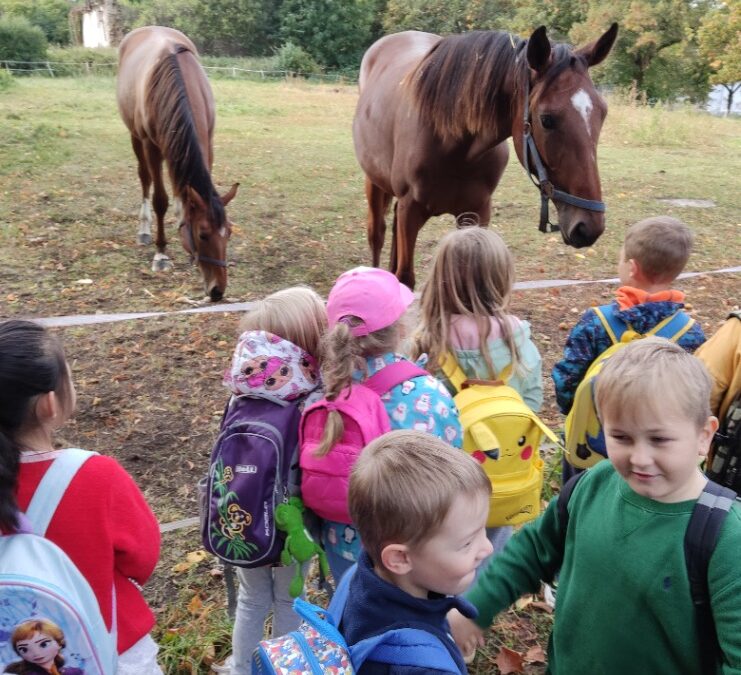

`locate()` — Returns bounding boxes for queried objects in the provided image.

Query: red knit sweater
[15,450,161,653]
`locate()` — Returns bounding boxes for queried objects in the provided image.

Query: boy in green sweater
[449,337,741,673]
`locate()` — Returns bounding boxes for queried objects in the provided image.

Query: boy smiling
[450,338,741,673]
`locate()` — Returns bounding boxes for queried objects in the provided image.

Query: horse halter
[179,218,228,268]
[521,73,606,234]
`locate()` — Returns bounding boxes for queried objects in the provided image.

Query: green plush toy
[275,496,330,598]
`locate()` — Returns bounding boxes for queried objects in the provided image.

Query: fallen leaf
[525,644,547,663]
[186,549,208,564]
[495,646,525,674]
[187,594,203,615]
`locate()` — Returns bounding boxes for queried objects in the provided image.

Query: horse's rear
[117,26,237,301]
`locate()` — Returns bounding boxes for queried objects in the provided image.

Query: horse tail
[147,46,225,228]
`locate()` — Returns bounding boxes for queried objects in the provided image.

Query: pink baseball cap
[327,266,415,337]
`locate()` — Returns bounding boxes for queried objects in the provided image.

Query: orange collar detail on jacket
[615,286,685,311]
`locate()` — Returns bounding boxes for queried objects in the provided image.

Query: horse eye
[540,114,556,130]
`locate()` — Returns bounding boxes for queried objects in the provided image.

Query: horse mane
[148,46,225,228]
[411,31,578,142]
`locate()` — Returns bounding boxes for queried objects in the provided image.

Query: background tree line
[0,0,739,108]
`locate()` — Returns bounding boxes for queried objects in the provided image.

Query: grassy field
[0,75,739,673]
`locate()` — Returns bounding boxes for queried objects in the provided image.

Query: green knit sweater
[466,461,741,674]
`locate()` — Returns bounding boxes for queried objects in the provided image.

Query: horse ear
[221,182,240,206]
[527,26,551,73]
[577,23,618,68]
[188,186,207,211]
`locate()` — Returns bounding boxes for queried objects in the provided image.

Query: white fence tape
[34,265,741,329]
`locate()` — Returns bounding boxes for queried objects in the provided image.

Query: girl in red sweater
[0,320,162,674]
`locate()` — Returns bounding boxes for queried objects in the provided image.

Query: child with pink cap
[313,266,462,581]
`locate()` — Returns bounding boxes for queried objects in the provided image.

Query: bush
[46,46,117,76]
[274,41,321,76]
[0,16,48,70]
[0,68,14,90]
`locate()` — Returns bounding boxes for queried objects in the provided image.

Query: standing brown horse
[354,24,618,288]
[117,26,238,301]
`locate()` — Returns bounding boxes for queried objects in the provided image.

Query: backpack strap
[25,448,96,536]
[440,352,513,394]
[363,360,429,396]
[556,471,586,546]
[648,311,694,342]
[593,304,628,345]
[684,479,737,674]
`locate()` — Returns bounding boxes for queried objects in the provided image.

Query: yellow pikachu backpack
[441,354,561,527]
[563,304,695,469]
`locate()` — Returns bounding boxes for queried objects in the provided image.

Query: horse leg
[131,136,153,245]
[143,140,172,272]
[394,197,428,290]
[365,177,391,267]
[389,201,398,275]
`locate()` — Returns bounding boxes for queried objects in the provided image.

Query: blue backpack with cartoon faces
[252,565,462,674]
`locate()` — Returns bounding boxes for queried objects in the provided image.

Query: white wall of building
[82,8,109,48]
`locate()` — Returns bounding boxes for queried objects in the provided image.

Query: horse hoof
[151,254,172,272]
[137,233,152,245]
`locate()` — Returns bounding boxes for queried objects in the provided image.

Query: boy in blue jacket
[339,430,493,674]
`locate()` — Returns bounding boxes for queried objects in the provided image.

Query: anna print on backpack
[0,320,161,675]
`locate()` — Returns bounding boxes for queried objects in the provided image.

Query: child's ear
[380,544,413,576]
[628,258,641,282]
[34,391,59,423]
[697,416,719,458]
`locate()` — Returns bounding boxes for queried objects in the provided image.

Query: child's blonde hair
[411,226,520,379]
[595,337,712,429]
[313,316,407,456]
[349,430,491,568]
[239,286,326,357]
[623,216,693,284]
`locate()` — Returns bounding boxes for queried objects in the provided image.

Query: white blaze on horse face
[570,89,593,137]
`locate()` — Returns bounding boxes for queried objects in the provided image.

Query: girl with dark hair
[0,320,162,675]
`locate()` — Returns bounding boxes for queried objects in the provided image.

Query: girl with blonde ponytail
[305,267,462,582]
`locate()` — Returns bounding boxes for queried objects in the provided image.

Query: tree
[570,0,701,99]
[279,0,378,68]
[0,15,48,66]
[0,0,71,44]
[698,0,741,113]
[134,0,278,55]
[510,0,588,41]
[381,0,515,34]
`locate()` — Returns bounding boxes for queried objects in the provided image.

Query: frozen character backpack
[299,361,428,524]
[441,354,559,527]
[201,395,304,568]
[564,304,695,470]
[0,448,117,675]
[251,565,461,674]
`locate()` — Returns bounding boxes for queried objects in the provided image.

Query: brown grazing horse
[354,24,618,288]
[117,26,238,301]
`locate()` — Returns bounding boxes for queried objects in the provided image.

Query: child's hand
[447,608,485,654]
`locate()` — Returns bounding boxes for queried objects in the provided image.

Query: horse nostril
[570,222,591,248]
[209,287,224,302]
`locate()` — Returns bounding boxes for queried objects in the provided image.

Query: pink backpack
[299,361,428,523]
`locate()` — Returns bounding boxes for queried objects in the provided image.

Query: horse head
[179,182,239,301]
[511,23,618,248]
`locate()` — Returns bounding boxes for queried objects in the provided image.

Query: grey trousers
[230,563,307,675]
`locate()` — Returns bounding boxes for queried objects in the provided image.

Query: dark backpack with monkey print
[201,395,302,567]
